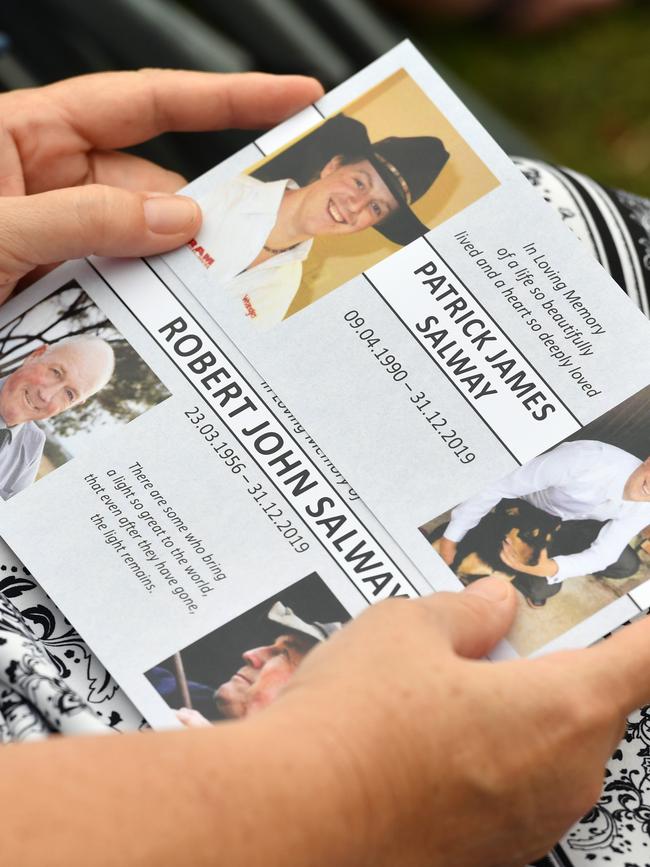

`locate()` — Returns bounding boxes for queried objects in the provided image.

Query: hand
[0,69,322,302]
[500,538,559,578]
[438,535,458,565]
[176,708,211,729]
[1,577,647,867]
[263,577,647,867]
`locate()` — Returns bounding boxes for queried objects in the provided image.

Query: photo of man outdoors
[0,337,114,500]
[0,279,171,497]
[145,575,348,725]
[180,70,499,329]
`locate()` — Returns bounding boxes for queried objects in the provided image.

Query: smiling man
[0,336,115,499]
[439,439,650,607]
[187,113,449,328]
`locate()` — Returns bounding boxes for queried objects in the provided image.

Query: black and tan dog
[425,499,562,594]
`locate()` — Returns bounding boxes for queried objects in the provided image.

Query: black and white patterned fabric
[513,158,650,316]
[0,539,144,739]
[0,158,649,864]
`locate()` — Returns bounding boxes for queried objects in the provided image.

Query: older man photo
[147,601,342,726]
[0,336,115,500]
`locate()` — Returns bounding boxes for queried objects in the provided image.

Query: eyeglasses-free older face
[214,633,315,719]
[0,340,113,427]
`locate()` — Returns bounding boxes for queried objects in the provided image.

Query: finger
[16,264,62,293]
[536,654,630,763]
[0,185,201,301]
[44,70,324,150]
[88,151,187,193]
[0,124,26,197]
[556,616,650,718]
[421,577,517,659]
[176,708,210,729]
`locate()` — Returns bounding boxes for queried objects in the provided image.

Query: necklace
[263,241,301,254]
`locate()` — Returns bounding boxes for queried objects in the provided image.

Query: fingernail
[143,194,199,234]
[466,577,510,602]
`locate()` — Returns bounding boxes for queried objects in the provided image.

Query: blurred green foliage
[417,3,650,196]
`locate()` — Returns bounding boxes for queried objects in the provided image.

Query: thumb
[560,614,650,718]
[423,577,518,659]
[0,184,201,300]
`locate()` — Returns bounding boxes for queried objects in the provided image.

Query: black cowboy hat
[252,113,449,246]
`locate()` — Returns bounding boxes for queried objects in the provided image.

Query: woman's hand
[1,577,647,867]
[267,577,645,866]
[0,69,322,302]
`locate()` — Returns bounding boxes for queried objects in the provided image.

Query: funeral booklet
[0,41,649,729]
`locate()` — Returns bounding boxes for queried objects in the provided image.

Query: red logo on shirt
[188,238,214,268]
[242,295,257,319]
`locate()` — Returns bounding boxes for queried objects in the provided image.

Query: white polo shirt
[445,440,650,583]
[189,175,313,329]
[0,379,45,500]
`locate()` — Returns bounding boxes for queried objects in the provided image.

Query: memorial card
[2,43,650,731]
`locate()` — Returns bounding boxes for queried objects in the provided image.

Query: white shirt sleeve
[550,516,643,583]
[446,441,645,585]
[6,451,41,498]
[0,426,44,500]
[445,444,576,543]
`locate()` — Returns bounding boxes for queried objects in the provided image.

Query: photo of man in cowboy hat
[187,112,450,329]
[145,575,349,726]
[175,602,342,727]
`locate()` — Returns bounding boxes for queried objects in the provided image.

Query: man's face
[0,345,94,427]
[296,156,400,238]
[624,458,650,502]
[214,633,314,719]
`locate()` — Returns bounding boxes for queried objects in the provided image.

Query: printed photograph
[145,572,350,726]
[188,68,499,329]
[419,384,650,655]
[0,278,170,500]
